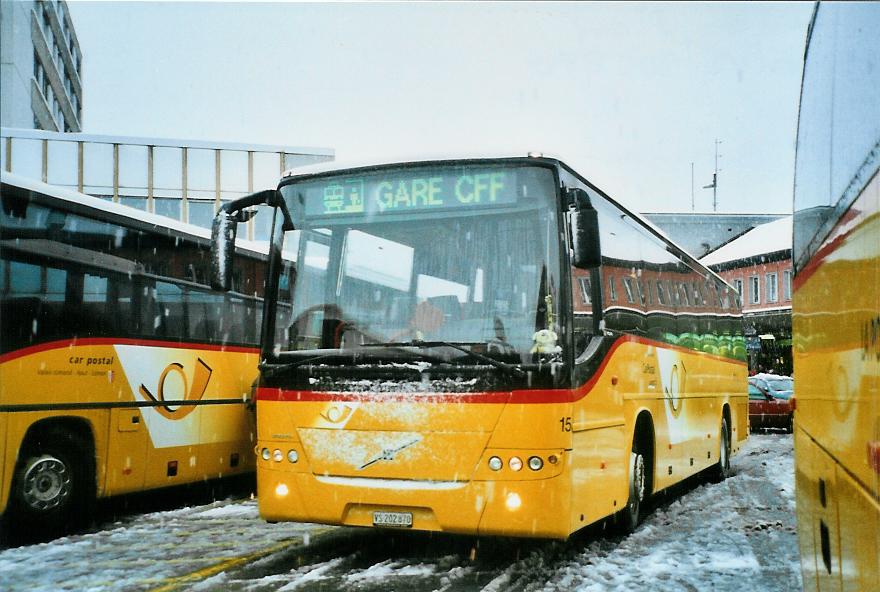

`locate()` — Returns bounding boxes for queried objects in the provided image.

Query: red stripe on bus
[255,334,746,405]
[0,338,259,364]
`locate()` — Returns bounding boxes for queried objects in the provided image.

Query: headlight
[261,447,270,461]
[528,456,544,471]
[273,449,283,462]
[287,449,299,463]
[509,456,523,472]
[488,456,503,471]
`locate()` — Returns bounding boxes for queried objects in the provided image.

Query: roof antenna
[702,139,722,212]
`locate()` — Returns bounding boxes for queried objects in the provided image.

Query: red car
[748,374,794,432]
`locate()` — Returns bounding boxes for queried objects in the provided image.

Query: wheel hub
[22,455,71,511]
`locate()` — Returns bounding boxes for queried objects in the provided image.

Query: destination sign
[293,167,524,219]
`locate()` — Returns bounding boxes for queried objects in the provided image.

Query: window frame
[749,275,760,305]
[766,272,778,303]
[783,269,792,301]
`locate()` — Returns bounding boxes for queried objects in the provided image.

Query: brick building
[699,216,792,374]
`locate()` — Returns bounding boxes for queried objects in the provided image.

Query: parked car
[748,374,794,432]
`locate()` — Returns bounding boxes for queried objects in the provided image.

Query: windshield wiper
[260,346,449,379]
[359,340,527,377]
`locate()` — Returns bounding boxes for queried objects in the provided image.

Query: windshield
[276,163,561,364]
[767,378,793,393]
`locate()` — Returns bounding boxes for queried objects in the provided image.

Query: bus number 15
[559,417,572,432]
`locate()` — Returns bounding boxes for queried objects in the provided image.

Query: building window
[578,277,592,305]
[749,275,760,304]
[692,282,704,307]
[783,269,792,301]
[766,272,778,303]
[733,278,744,299]
[608,277,617,302]
[622,277,635,303]
[656,281,667,305]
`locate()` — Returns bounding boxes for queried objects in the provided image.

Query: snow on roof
[699,215,792,266]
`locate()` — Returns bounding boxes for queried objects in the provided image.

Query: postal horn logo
[139,358,212,420]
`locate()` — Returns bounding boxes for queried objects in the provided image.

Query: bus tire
[710,415,731,483]
[10,428,93,534]
[617,447,647,534]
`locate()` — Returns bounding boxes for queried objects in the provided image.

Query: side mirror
[210,189,278,291]
[211,209,239,291]
[568,188,601,269]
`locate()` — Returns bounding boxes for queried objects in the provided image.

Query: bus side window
[154,281,186,340]
[0,260,62,351]
[80,273,109,336]
[571,269,596,355]
[187,288,223,343]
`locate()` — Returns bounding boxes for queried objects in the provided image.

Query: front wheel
[710,416,731,482]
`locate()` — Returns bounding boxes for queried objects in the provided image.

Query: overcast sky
[66,1,814,215]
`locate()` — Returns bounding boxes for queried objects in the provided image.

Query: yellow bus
[211,156,747,538]
[792,3,880,589]
[0,173,283,535]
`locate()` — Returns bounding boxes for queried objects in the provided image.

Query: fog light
[505,492,522,511]
[488,456,503,471]
[528,456,544,471]
[273,449,283,462]
[509,456,523,472]
[275,483,289,497]
[261,447,270,461]
[287,449,299,463]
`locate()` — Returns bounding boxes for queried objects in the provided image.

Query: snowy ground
[0,433,801,591]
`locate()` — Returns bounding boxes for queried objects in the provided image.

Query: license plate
[372,511,413,528]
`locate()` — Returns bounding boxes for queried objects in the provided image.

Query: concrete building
[700,216,793,374]
[1,0,83,132]
[644,212,786,258]
[1,127,334,240]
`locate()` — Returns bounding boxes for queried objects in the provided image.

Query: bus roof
[277,154,733,291]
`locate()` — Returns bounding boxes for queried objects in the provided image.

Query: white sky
[66,1,814,215]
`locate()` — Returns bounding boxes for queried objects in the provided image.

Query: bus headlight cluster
[487,454,549,472]
[260,447,299,464]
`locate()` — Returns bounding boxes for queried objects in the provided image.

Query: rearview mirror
[211,209,239,291]
[210,189,278,291]
[568,188,601,269]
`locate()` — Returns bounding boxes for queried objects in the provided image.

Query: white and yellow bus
[0,173,286,534]
[211,156,747,538]
[792,3,880,589]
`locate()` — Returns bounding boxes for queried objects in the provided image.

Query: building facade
[1,127,334,240]
[699,216,793,375]
[1,0,83,132]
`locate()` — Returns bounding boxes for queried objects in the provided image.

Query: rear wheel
[710,416,731,482]
[10,429,93,534]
